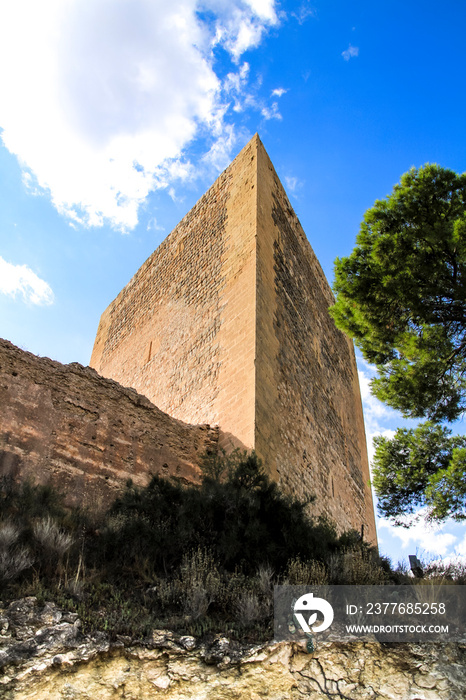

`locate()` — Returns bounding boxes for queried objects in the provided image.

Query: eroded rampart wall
[0,339,218,511]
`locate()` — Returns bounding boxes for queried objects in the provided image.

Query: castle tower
[91,135,377,543]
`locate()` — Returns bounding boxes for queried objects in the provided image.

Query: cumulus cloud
[342,44,359,61]
[0,256,54,306]
[271,87,287,97]
[0,0,278,232]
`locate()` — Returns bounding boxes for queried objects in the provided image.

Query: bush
[33,516,74,557]
[178,548,222,619]
[235,591,262,627]
[328,546,388,584]
[0,478,64,521]
[0,519,33,582]
[0,454,404,641]
[285,557,328,585]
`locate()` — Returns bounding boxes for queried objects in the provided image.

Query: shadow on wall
[218,431,249,455]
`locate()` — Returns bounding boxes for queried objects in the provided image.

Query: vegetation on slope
[2,451,457,641]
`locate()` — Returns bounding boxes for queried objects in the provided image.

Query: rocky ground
[0,597,465,699]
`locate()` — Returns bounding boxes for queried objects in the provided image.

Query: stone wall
[254,144,375,541]
[0,339,218,511]
[90,135,376,543]
[91,138,258,451]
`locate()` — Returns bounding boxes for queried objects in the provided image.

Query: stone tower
[91,135,377,544]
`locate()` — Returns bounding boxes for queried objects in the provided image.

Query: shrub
[328,546,388,585]
[0,521,21,550]
[99,452,343,579]
[0,478,64,521]
[285,557,328,585]
[256,564,274,596]
[422,558,466,584]
[33,516,74,558]
[178,548,222,619]
[0,457,403,642]
[0,520,34,583]
[235,591,262,627]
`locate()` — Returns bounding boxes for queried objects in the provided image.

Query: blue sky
[1,0,466,567]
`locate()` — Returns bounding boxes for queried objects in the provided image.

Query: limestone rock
[1,598,465,699]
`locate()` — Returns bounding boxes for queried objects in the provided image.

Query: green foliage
[331,164,466,422]
[331,164,466,524]
[373,423,466,522]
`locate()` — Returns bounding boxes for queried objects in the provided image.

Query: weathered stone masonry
[0,339,218,511]
[91,134,377,543]
[255,148,373,540]
[92,137,258,453]
[91,168,233,431]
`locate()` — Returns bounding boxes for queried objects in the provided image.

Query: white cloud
[261,101,282,120]
[357,355,466,566]
[342,44,359,61]
[358,364,393,421]
[0,256,54,306]
[0,0,278,232]
[223,63,251,112]
[243,0,277,23]
[272,87,287,97]
[291,3,315,25]
[214,2,278,61]
[357,356,399,462]
[21,171,42,197]
[222,15,267,60]
[285,176,298,192]
[202,124,238,172]
[284,175,304,198]
[378,512,458,558]
[454,533,466,557]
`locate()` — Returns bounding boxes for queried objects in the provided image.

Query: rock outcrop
[1,597,465,699]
